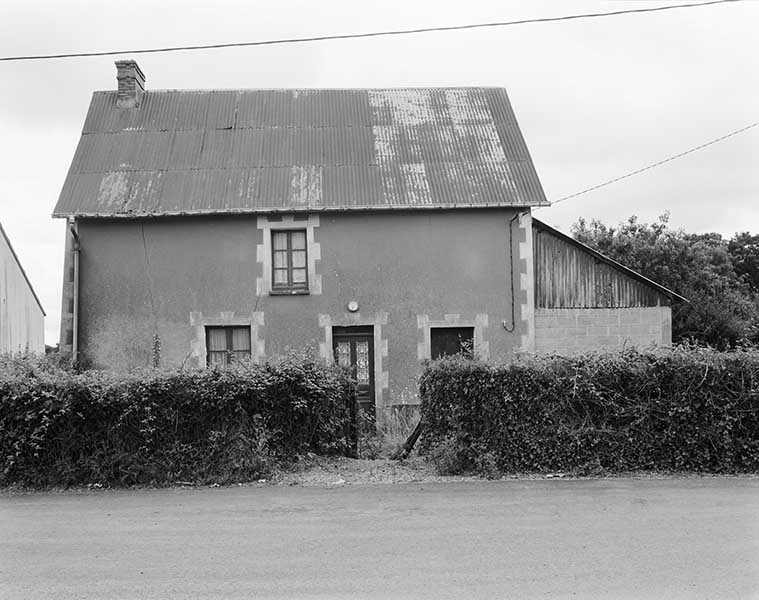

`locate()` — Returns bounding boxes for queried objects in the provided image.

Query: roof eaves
[0,222,46,316]
[532,218,688,304]
[53,201,550,219]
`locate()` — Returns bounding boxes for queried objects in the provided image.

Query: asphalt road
[2,478,758,599]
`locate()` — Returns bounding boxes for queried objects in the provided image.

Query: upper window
[271,230,308,293]
[206,326,251,366]
[430,327,474,359]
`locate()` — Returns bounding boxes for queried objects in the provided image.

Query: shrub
[418,347,759,475]
[0,352,355,487]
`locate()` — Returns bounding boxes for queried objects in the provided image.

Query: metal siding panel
[158,170,187,213]
[134,131,172,170]
[291,127,320,166]
[69,134,98,174]
[82,93,110,134]
[509,162,547,205]
[322,166,383,207]
[229,129,262,168]
[166,130,204,170]
[199,129,233,169]
[174,92,211,130]
[260,167,291,209]
[206,91,238,130]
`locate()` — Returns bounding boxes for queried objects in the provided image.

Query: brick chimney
[115,60,145,108]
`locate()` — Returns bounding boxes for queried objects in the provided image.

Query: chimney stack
[115,60,145,108]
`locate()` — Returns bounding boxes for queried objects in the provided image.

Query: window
[206,326,251,366]
[271,230,308,293]
[430,327,474,359]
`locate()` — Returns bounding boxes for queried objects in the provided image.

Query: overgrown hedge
[419,347,759,474]
[0,353,355,487]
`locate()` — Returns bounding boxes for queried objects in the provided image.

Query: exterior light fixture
[347,300,359,313]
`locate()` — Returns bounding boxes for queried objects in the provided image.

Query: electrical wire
[0,0,743,62]
[548,121,758,206]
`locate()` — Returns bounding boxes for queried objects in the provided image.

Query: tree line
[571,212,759,348]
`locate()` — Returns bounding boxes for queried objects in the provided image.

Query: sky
[0,0,757,346]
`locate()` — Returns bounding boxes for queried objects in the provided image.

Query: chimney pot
[115,60,145,108]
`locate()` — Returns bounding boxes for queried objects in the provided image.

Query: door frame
[332,325,376,422]
[320,312,388,415]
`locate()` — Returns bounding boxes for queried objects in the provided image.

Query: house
[0,222,45,354]
[52,61,683,420]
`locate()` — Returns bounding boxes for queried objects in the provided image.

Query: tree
[728,232,759,293]
[572,213,759,348]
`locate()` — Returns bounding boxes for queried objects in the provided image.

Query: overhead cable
[549,121,758,206]
[0,0,743,62]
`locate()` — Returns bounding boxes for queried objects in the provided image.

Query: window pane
[430,327,474,359]
[355,340,370,384]
[272,232,288,251]
[335,342,351,367]
[207,328,228,351]
[273,251,288,269]
[291,231,306,250]
[274,269,288,284]
[292,268,307,284]
[292,250,306,269]
[232,327,251,351]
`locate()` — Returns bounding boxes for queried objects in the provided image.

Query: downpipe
[69,219,80,363]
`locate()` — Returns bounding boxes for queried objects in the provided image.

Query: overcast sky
[1,0,756,345]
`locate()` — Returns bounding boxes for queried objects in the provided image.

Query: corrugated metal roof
[54,87,548,217]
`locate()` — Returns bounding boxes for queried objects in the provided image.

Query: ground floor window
[206,326,251,366]
[430,327,474,359]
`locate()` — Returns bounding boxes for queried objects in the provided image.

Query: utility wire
[0,0,743,62]
[549,121,758,206]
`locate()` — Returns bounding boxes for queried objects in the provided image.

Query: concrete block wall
[534,307,671,355]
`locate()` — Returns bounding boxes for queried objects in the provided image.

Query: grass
[358,406,420,459]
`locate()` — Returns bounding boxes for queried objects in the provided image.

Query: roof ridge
[92,86,508,94]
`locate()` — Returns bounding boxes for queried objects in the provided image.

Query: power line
[0,0,743,62]
[549,121,759,206]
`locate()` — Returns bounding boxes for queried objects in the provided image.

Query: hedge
[418,346,759,474]
[0,353,355,487]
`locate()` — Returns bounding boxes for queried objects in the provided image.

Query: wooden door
[332,326,375,423]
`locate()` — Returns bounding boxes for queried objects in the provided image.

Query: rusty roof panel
[322,166,384,207]
[205,91,238,130]
[55,87,548,217]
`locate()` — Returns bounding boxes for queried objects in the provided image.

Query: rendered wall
[0,230,44,353]
[534,307,672,355]
[74,209,532,412]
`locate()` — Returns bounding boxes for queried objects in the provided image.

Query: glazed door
[332,326,375,422]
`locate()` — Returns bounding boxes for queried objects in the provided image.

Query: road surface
[2,478,758,599]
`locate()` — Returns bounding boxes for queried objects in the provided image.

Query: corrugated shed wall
[0,229,45,353]
[533,225,668,309]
